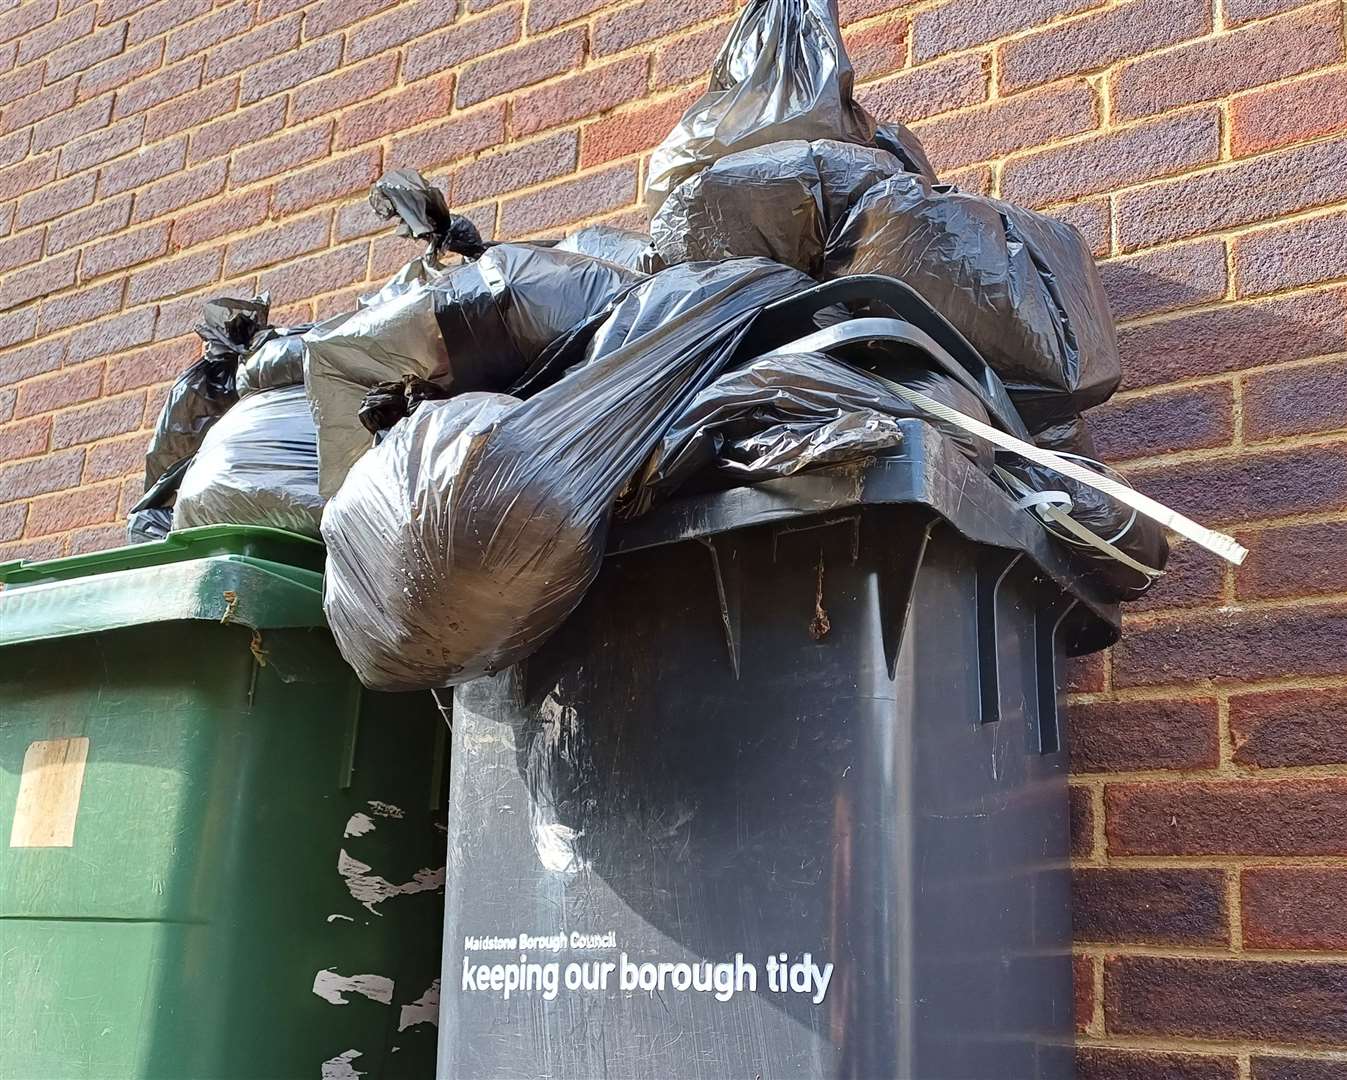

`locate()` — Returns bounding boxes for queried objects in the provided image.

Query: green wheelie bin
[0,527,447,1080]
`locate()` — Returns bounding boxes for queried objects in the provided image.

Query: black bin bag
[554,225,662,273]
[235,327,308,396]
[651,139,903,273]
[172,385,323,537]
[1034,412,1097,457]
[996,454,1168,601]
[368,166,488,258]
[304,239,643,498]
[322,258,813,691]
[824,174,1122,431]
[173,324,323,537]
[624,350,994,515]
[644,0,934,212]
[127,294,270,543]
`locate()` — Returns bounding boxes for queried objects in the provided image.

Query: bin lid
[610,418,1122,654]
[0,526,326,649]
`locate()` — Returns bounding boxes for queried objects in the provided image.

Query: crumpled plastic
[235,326,308,397]
[304,242,643,497]
[173,384,324,537]
[126,507,172,544]
[322,258,813,691]
[622,349,994,515]
[369,168,488,259]
[651,139,902,273]
[1033,413,1097,457]
[998,454,1168,601]
[644,0,934,212]
[510,255,784,396]
[358,375,453,440]
[824,174,1122,432]
[554,225,663,273]
[129,294,271,540]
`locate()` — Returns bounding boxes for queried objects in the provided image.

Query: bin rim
[610,418,1122,654]
[0,524,324,588]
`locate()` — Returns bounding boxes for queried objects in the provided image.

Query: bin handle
[752,317,1027,439]
[742,275,1031,440]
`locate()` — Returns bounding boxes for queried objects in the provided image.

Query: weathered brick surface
[1235,210,1347,299]
[1088,382,1233,460]
[911,0,1101,61]
[1107,780,1347,855]
[455,29,584,109]
[1073,867,1228,944]
[1229,688,1347,767]
[405,6,520,81]
[1076,1048,1240,1080]
[592,0,728,57]
[1098,240,1228,322]
[1115,288,1347,390]
[1117,135,1347,251]
[1254,1059,1347,1080]
[0,1,1345,1066]
[1242,869,1347,950]
[579,89,696,169]
[1069,784,1093,857]
[1129,443,1347,526]
[1073,954,1095,1031]
[1114,603,1347,686]
[511,56,647,138]
[1070,698,1219,772]
[912,78,1098,170]
[1109,5,1344,121]
[1106,956,1347,1042]
[1244,357,1347,441]
[856,52,989,123]
[1002,105,1220,209]
[453,130,577,203]
[651,16,731,89]
[997,0,1210,95]
[1232,68,1347,158]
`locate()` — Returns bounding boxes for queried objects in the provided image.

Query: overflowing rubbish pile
[131,0,1246,690]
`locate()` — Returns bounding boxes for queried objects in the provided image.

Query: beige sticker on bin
[10,737,89,848]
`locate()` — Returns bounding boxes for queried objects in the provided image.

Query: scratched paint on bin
[398,979,440,1031]
[337,849,444,914]
[312,969,395,1006]
[321,1049,365,1079]
[9,737,90,848]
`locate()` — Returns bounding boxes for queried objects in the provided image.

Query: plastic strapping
[1011,488,1073,515]
[1039,502,1166,579]
[995,465,1163,580]
[878,379,1249,566]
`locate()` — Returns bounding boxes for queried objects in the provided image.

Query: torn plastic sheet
[173,384,323,537]
[623,350,993,516]
[652,139,903,274]
[304,243,642,497]
[824,174,1122,432]
[644,0,934,212]
[322,258,813,691]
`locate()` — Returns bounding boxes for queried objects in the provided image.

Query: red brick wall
[1,0,1346,1072]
